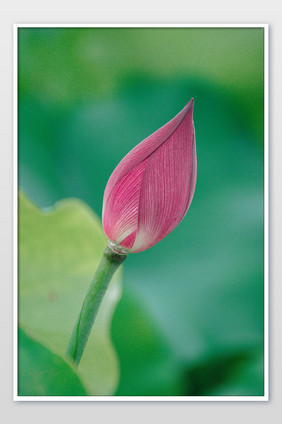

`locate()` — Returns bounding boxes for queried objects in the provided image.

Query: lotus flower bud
[102,99,197,254]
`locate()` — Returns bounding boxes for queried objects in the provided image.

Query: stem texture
[66,244,127,366]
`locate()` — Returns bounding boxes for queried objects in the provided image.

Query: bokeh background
[18,27,264,396]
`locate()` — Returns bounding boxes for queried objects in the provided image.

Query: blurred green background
[18,27,264,396]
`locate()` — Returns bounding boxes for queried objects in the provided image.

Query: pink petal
[103,158,148,246]
[102,99,197,253]
[132,113,196,252]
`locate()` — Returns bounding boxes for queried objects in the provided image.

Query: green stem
[65,244,127,366]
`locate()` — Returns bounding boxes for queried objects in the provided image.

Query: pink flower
[102,99,197,253]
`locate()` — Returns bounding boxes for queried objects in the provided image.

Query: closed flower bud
[102,99,197,254]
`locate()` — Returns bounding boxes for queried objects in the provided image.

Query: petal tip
[186,97,194,111]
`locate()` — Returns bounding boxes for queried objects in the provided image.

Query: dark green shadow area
[18,328,87,396]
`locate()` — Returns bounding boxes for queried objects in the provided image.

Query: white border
[13,23,269,402]
[264,25,269,402]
